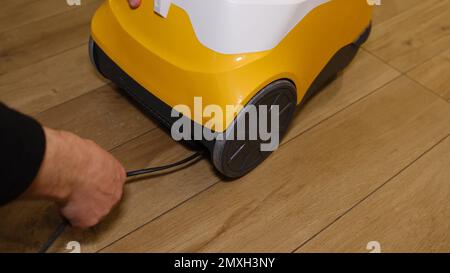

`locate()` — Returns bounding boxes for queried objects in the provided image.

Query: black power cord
[126,151,204,177]
[38,151,204,253]
[38,220,68,253]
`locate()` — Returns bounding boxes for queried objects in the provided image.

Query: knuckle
[118,171,126,185]
[73,209,104,228]
[119,166,127,181]
[71,217,90,229]
[115,188,124,202]
[88,212,104,227]
[85,139,96,146]
[84,219,99,229]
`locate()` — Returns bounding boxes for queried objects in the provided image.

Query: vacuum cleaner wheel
[213,80,297,178]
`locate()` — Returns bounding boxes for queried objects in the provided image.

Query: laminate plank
[285,49,400,141]
[61,51,400,252]
[0,0,101,75]
[35,85,156,150]
[52,130,216,253]
[299,136,450,253]
[371,0,424,26]
[0,83,158,252]
[364,0,450,72]
[0,50,400,252]
[408,47,450,102]
[0,0,98,34]
[102,77,450,252]
[2,0,449,254]
[0,45,107,116]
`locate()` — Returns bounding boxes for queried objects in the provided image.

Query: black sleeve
[0,103,46,205]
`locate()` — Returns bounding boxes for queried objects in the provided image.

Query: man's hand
[25,128,126,229]
[128,0,141,9]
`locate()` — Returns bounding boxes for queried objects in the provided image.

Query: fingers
[27,127,127,229]
[60,165,126,229]
[128,0,141,9]
[51,130,127,229]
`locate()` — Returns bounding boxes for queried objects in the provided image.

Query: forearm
[0,103,46,205]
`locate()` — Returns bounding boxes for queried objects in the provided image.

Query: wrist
[25,127,72,203]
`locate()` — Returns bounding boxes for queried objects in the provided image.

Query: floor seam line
[405,74,450,105]
[0,42,88,80]
[32,81,110,118]
[108,128,158,153]
[0,2,99,36]
[362,44,450,77]
[96,180,221,252]
[283,73,402,148]
[291,134,450,253]
[361,48,450,105]
[360,48,403,75]
[97,73,404,252]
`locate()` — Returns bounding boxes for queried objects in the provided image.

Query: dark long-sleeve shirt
[0,103,46,205]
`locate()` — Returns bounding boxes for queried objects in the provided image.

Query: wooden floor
[1,0,450,253]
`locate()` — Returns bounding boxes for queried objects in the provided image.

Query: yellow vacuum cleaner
[89,0,373,178]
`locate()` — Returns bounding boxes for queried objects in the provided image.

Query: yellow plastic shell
[91,0,372,132]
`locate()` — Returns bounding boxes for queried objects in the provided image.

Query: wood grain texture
[364,0,450,72]
[299,136,450,253]
[0,49,400,252]
[408,47,450,102]
[0,45,107,116]
[0,0,99,34]
[51,129,216,253]
[0,84,159,252]
[285,49,400,141]
[0,1,101,75]
[61,50,400,253]
[371,0,424,26]
[35,85,156,150]
[102,77,450,253]
[1,0,450,253]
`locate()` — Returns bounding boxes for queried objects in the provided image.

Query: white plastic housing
[154,0,330,54]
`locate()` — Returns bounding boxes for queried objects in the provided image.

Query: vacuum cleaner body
[90,0,373,177]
